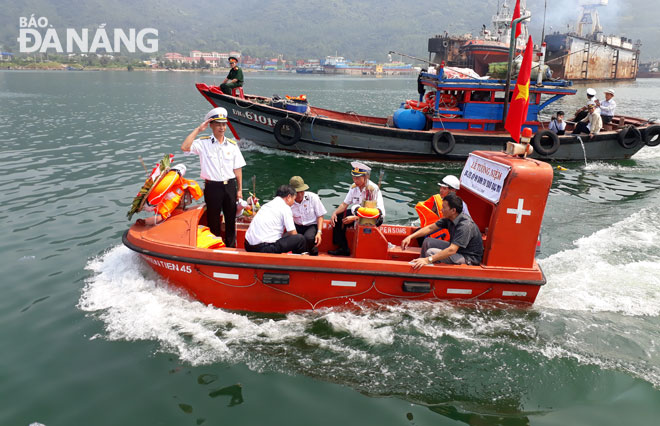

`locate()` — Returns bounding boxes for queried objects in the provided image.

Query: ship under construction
[428,0,640,81]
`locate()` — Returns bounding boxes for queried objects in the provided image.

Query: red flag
[511,0,521,39]
[505,35,533,142]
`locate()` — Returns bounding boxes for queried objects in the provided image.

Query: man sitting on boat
[596,89,616,124]
[548,111,566,135]
[572,104,602,139]
[573,88,600,122]
[415,175,469,243]
[402,193,483,270]
[244,185,306,254]
[329,162,385,256]
[289,176,327,256]
[220,56,244,95]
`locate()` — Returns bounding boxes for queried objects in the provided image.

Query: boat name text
[143,256,192,273]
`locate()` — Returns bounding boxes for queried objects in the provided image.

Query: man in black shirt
[402,193,483,270]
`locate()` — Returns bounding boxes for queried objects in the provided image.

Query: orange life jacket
[196,225,226,249]
[415,194,450,241]
[147,171,203,219]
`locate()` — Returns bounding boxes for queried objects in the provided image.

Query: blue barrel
[393,108,426,130]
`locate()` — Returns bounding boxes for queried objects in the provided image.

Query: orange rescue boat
[123,151,553,313]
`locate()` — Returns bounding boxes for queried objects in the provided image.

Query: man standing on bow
[181,107,245,247]
[329,161,385,256]
[220,56,244,95]
[289,176,327,256]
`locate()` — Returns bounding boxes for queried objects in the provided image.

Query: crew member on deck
[573,88,600,122]
[548,111,566,135]
[289,176,327,256]
[181,107,245,247]
[244,185,306,254]
[572,103,602,138]
[220,56,244,95]
[596,89,616,124]
[403,193,483,270]
[329,162,385,256]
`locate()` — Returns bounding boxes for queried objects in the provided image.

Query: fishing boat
[124,150,552,313]
[196,66,658,162]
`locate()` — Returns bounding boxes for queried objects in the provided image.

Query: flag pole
[502,14,532,122]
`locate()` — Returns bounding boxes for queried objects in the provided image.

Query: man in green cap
[289,176,327,256]
[220,56,244,95]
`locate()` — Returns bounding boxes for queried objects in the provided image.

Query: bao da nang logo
[17,15,158,53]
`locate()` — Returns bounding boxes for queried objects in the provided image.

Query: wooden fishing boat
[124,150,553,313]
[196,67,659,162]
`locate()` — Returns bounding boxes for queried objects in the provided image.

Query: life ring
[617,125,642,149]
[643,124,660,147]
[273,117,301,146]
[424,91,436,105]
[405,99,429,112]
[431,131,455,155]
[438,93,458,108]
[356,206,381,219]
[147,170,180,205]
[532,130,560,156]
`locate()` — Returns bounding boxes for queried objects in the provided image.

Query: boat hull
[198,85,650,162]
[123,218,544,313]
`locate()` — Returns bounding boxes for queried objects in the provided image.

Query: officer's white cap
[205,107,228,122]
[439,175,460,190]
[586,88,596,96]
[350,161,371,176]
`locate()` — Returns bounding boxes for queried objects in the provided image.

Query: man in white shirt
[597,89,616,124]
[329,161,385,256]
[289,176,327,256]
[244,185,306,254]
[181,107,246,247]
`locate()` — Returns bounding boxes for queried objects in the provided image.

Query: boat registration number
[232,109,277,127]
[143,255,193,274]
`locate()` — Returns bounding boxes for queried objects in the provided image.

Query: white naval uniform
[291,191,327,226]
[188,135,246,181]
[343,179,386,216]
[245,197,296,245]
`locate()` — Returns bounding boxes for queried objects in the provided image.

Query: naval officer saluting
[181,107,246,247]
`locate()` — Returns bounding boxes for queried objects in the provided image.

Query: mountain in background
[1,0,656,61]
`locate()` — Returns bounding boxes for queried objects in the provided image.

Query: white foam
[537,207,660,316]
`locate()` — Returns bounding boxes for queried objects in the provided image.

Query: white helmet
[439,175,460,190]
[204,107,228,122]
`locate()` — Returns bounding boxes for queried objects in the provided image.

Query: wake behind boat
[124,150,552,313]
[196,66,659,162]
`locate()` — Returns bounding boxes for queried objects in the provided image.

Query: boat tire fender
[618,125,642,149]
[643,125,660,147]
[532,130,560,156]
[431,131,455,155]
[273,117,302,146]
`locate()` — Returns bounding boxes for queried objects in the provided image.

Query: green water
[2,70,660,425]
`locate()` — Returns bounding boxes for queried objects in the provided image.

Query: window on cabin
[470,91,491,102]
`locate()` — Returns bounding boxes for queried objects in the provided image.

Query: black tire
[643,125,660,147]
[618,125,642,149]
[532,129,560,156]
[273,117,301,146]
[431,131,455,155]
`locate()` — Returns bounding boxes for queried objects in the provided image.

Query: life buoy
[431,131,455,155]
[147,170,180,205]
[424,91,436,105]
[405,99,430,112]
[618,125,642,149]
[438,93,458,108]
[532,130,560,156]
[643,125,660,147]
[273,117,301,146]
